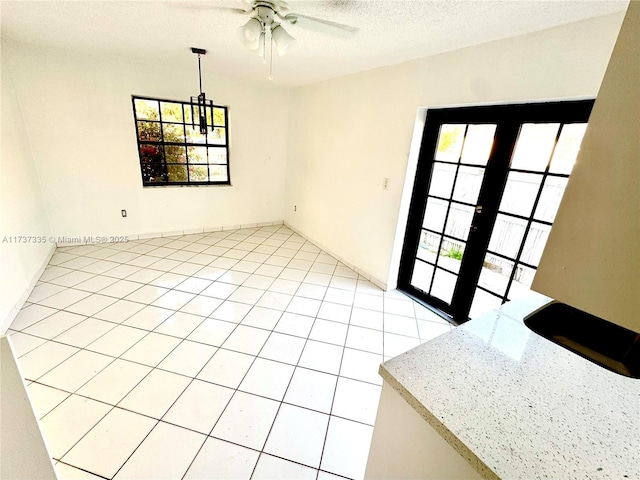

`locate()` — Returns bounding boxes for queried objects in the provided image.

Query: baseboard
[1,243,56,334]
[284,222,388,291]
[56,220,286,246]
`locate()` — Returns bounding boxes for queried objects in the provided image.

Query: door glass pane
[428,163,456,198]
[431,268,457,304]
[507,264,536,300]
[444,203,474,240]
[411,261,433,294]
[423,198,448,232]
[416,231,440,264]
[549,123,587,174]
[438,238,465,274]
[435,124,466,163]
[499,172,542,217]
[520,223,550,267]
[479,254,514,296]
[510,123,559,171]
[488,214,527,259]
[460,124,496,166]
[534,176,568,223]
[452,166,484,204]
[469,288,502,319]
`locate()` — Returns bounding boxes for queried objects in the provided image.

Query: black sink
[524,302,640,378]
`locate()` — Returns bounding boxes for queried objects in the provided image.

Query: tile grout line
[15,225,432,480]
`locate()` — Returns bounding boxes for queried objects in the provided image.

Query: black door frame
[397,100,594,324]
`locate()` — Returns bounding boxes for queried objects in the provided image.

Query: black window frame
[132,95,231,187]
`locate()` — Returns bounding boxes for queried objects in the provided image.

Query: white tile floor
[9,225,454,480]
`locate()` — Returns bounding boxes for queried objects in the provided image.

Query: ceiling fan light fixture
[237,17,263,50]
[271,24,295,56]
[256,31,266,59]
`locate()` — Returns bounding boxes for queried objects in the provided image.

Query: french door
[398,101,593,324]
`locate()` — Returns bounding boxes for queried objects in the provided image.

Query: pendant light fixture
[236,4,295,80]
[189,47,215,134]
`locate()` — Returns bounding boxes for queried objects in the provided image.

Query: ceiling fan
[179,0,359,78]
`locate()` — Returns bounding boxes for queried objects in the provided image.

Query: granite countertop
[380,294,640,480]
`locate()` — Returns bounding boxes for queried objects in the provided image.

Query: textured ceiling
[0,0,628,86]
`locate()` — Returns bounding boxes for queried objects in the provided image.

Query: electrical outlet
[294,205,297,212]
[121,209,127,218]
[383,178,389,190]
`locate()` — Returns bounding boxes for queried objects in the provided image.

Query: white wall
[533,2,640,333]
[285,13,624,287]
[3,42,290,239]
[0,52,54,333]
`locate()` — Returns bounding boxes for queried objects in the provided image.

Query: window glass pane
[160,102,184,123]
[507,264,536,300]
[207,147,227,165]
[137,121,162,142]
[460,124,495,166]
[469,288,502,319]
[479,254,513,296]
[452,166,484,204]
[488,214,527,259]
[186,126,207,144]
[208,165,228,182]
[431,269,457,305]
[206,107,213,127]
[438,238,465,274]
[534,176,568,223]
[411,261,433,294]
[521,222,550,267]
[209,127,226,145]
[549,123,587,175]
[416,231,440,264]
[164,146,186,164]
[444,203,474,240]
[213,108,226,126]
[422,198,448,232]
[162,123,185,143]
[187,146,207,164]
[134,99,159,121]
[139,145,165,183]
[167,165,188,182]
[499,172,542,217]
[139,144,163,164]
[183,105,193,125]
[189,165,209,182]
[510,123,559,171]
[435,124,465,163]
[428,163,456,199]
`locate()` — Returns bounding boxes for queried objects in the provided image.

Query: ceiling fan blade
[282,13,358,34]
[167,2,249,14]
